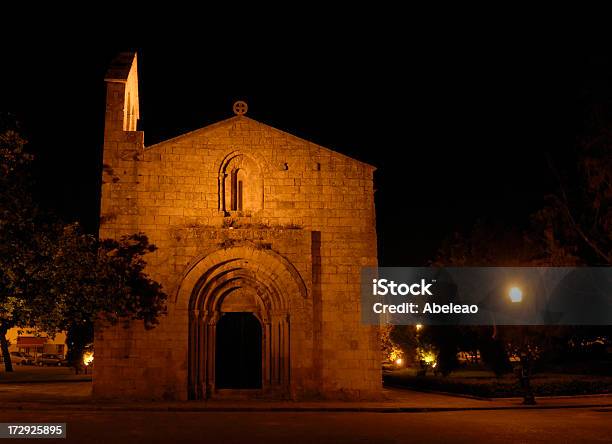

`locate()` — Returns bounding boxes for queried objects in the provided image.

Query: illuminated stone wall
[95,53,380,401]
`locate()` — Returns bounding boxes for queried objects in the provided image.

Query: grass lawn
[384,368,612,398]
[0,365,91,383]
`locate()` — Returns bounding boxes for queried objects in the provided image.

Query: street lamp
[506,286,536,405]
[509,286,523,303]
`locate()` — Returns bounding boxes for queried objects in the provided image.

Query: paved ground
[0,408,610,443]
[1,382,612,411]
[0,382,611,442]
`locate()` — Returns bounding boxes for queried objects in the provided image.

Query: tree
[0,115,39,371]
[0,119,167,372]
[432,203,609,402]
[389,325,418,367]
[530,111,612,266]
[38,225,167,372]
[524,114,612,383]
[429,223,536,376]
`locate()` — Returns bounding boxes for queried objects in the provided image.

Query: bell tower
[104,52,140,134]
[100,52,144,237]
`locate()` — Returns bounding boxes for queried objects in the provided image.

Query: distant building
[95,52,380,401]
[4,328,67,358]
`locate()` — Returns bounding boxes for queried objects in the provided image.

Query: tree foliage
[0,116,38,371]
[0,117,167,372]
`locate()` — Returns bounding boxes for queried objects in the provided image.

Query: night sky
[2,26,610,265]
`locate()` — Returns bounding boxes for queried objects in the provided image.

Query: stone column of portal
[205,313,221,397]
[188,310,198,399]
[196,310,208,400]
[270,312,290,394]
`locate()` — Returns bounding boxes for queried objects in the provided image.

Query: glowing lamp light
[509,286,523,303]
[420,350,437,368]
[415,324,423,331]
[395,358,403,366]
[83,351,94,366]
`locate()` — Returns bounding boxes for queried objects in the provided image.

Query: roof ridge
[144,115,375,169]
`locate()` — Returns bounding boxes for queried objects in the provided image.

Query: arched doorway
[215,312,262,389]
[179,245,308,400]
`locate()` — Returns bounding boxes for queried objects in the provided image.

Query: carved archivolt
[177,245,307,400]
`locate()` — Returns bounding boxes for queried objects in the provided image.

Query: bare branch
[546,154,611,264]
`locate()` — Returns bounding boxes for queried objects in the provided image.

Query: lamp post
[508,286,536,405]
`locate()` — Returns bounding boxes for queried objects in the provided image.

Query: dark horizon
[2,41,611,265]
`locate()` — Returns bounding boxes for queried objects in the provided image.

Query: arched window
[231,169,245,211]
[219,152,263,215]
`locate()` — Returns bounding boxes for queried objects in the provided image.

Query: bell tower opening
[215,312,262,389]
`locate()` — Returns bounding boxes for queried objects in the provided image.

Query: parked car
[36,353,68,367]
[9,352,34,366]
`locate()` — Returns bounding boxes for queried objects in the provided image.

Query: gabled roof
[145,115,376,170]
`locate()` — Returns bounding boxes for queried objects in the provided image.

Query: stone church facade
[95,52,380,400]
